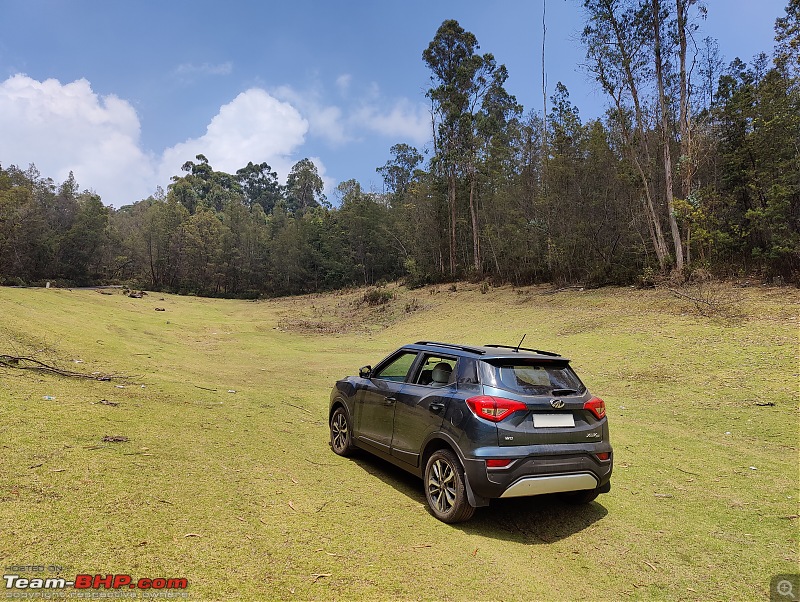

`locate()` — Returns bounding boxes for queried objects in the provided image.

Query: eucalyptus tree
[172,154,243,213]
[336,179,400,285]
[181,207,225,293]
[56,192,110,284]
[775,0,800,79]
[376,143,423,203]
[651,0,685,271]
[142,195,189,289]
[285,158,326,215]
[423,19,517,275]
[582,0,670,270]
[423,19,477,275]
[236,161,283,214]
[697,36,724,111]
[0,164,41,282]
[469,62,521,273]
[582,0,705,273]
[675,0,707,214]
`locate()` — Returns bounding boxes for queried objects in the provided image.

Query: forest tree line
[1,0,798,296]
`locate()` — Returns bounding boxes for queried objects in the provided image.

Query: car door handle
[430,402,445,413]
[383,396,396,405]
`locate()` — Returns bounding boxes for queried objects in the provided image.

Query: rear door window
[413,355,457,387]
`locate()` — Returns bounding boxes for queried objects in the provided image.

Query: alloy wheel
[331,411,349,453]
[427,458,456,514]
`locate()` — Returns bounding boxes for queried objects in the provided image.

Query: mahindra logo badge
[550,399,565,409]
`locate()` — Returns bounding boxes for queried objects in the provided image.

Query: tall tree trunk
[653,0,685,272]
[602,1,670,269]
[147,237,158,288]
[448,168,457,276]
[541,0,548,184]
[468,172,481,273]
[604,88,669,268]
[677,0,693,262]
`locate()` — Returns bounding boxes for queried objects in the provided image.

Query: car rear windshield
[479,360,586,396]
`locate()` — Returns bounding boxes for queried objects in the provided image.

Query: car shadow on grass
[350,452,427,501]
[458,495,608,544]
[350,452,608,544]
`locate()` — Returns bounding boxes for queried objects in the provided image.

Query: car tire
[560,488,601,504]
[330,407,355,456]
[424,449,475,523]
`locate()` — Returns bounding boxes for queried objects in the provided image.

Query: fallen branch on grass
[542,285,586,295]
[0,354,116,380]
[666,284,744,318]
[668,287,717,310]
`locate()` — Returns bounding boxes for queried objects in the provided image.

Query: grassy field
[0,282,797,601]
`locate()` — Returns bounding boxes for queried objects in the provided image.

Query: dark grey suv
[328,341,612,523]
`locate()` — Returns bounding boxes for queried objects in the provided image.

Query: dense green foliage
[1,3,797,295]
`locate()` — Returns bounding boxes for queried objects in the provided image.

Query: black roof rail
[482,344,561,357]
[413,341,486,355]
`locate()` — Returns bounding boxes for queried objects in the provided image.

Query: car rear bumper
[462,446,613,501]
[498,472,599,497]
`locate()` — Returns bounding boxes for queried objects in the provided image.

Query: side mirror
[359,365,372,379]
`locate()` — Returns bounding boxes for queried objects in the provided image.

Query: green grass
[0,283,797,601]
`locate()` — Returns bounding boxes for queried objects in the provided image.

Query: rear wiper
[551,388,577,396]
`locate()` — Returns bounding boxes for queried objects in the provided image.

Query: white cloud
[0,74,156,205]
[274,82,430,148]
[174,62,233,76]
[273,85,351,146]
[158,88,309,185]
[352,98,430,146]
[0,74,428,207]
[0,76,312,206]
[335,74,352,95]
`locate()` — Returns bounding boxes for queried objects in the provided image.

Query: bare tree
[582,0,670,269]
[652,0,684,272]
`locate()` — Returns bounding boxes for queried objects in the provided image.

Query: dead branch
[666,283,744,319]
[667,287,715,309]
[541,285,586,295]
[0,355,115,380]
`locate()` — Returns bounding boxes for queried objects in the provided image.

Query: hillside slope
[0,283,797,600]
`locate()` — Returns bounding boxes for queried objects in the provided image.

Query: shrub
[362,288,394,306]
[404,298,420,313]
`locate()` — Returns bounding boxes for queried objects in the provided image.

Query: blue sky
[0,0,789,207]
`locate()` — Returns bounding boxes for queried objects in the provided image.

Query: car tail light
[596,452,611,461]
[486,459,513,468]
[466,396,527,422]
[584,397,606,420]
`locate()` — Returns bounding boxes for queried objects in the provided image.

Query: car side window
[415,355,457,387]
[373,352,418,382]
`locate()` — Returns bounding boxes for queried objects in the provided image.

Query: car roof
[405,341,569,362]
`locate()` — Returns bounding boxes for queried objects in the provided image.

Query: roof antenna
[515,334,526,352]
